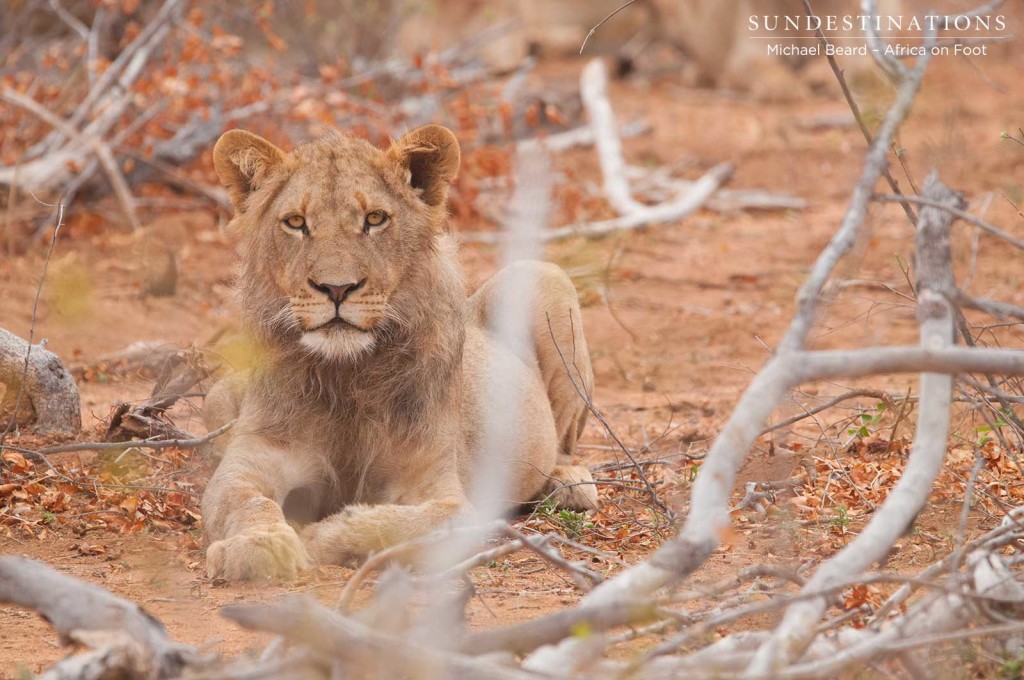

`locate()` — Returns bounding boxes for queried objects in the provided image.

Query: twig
[0,88,141,229]
[580,0,641,54]
[546,314,670,520]
[748,171,960,673]
[3,419,236,456]
[503,525,602,590]
[956,451,986,560]
[462,597,658,657]
[884,385,913,455]
[874,193,1024,250]
[60,0,183,143]
[958,292,1024,322]
[336,521,509,611]
[0,202,65,444]
[760,389,897,436]
[47,0,89,38]
[801,0,917,224]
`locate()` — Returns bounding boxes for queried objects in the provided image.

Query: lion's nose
[309,278,365,305]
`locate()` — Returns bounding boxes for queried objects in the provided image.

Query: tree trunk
[0,326,81,435]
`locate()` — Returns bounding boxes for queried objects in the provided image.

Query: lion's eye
[364,210,389,233]
[283,215,307,232]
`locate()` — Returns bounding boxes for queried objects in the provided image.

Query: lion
[201,124,598,580]
[394,0,903,101]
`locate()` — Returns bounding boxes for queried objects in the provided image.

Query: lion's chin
[299,328,376,362]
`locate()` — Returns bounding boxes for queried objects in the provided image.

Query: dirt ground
[2,48,1024,676]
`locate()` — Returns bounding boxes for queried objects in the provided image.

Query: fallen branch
[224,595,539,680]
[105,346,212,442]
[761,388,898,436]
[0,557,189,677]
[461,163,733,244]
[748,172,962,673]
[1,87,144,230]
[581,58,644,215]
[517,119,651,153]
[520,29,934,674]
[875,192,1024,250]
[1,0,182,218]
[46,0,184,153]
[38,631,153,680]
[547,163,734,241]
[91,340,187,378]
[958,291,1024,322]
[7,419,236,457]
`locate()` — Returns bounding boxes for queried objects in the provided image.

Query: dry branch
[0,86,142,229]
[801,0,918,224]
[223,595,539,680]
[518,119,651,153]
[16,419,235,457]
[875,192,1024,250]
[105,346,212,442]
[38,631,153,680]
[0,0,186,227]
[92,340,187,378]
[0,557,189,677]
[581,58,643,215]
[761,388,897,436]
[464,58,736,246]
[748,172,963,673]
[522,24,935,674]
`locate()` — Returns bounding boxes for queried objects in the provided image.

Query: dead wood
[38,631,151,680]
[518,119,652,153]
[0,557,190,678]
[748,171,963,672]
[0,326,81,435]
[0,0,184,228]
[462,54,803,245]
[223,595,540,680]
[18,419,234,457]
[522,22,936,674]
[104,346,211,443]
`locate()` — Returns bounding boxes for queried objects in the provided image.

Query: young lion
[202,125,598,580]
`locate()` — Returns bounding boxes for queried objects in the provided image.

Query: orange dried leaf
[1,451,29,473]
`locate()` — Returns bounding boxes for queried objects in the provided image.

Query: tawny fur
[201,125,597,580]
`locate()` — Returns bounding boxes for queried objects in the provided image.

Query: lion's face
[213,126,460,361]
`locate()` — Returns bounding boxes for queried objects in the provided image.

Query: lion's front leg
[202,435,315,580]
[301,496,466,566]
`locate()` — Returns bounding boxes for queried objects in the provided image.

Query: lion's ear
[213,130,286,212]
[388,124,460,208]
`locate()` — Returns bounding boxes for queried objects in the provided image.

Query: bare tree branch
[521,27,935,673]
[748,172,962,672]
[0,557,189,676]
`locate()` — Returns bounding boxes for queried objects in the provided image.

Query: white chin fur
[300,329,375,361]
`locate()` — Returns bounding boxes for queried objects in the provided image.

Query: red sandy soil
[2,49,1024,676]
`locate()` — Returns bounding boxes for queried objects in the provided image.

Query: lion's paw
[206,523,311,581]
[545,465,599,512]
